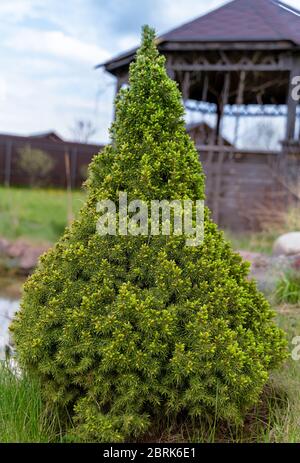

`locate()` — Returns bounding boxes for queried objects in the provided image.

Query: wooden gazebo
[100,0,300,231]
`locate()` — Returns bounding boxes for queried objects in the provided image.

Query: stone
[19,245,49,271]
[7,239,30,258]
[292,255,300,271]
[0,236,50,274]
[273,232,300,257]
[238,250,269,268]
[238,250,297,294]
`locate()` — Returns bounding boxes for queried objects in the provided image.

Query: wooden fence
[0,134,103,189]
[1,132,299,232]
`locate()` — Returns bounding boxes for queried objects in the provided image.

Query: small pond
[0,298,19,359]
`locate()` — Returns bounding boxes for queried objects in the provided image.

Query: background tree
[70,119,96,143]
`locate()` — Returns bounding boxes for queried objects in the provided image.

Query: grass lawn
[225,205,300,255]
[0,187,86,243]
[224,230,281,255]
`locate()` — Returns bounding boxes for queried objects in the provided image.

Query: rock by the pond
[0,237,50,274]
[238,251,269,269]
[0,238,9,253]
[273,232,300,257]
[238,249,300,294]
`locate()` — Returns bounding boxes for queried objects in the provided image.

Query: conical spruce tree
[12,27,287,442]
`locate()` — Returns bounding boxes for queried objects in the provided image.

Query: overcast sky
[0,0,299,144]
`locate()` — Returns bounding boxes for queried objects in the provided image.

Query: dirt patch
[276,304,300,316]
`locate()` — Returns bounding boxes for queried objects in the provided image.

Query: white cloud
[0,0,43,23]
[0,77,7,103]
[285,0,300,10]
[6,28,109,64]
[0,64,113,143]
[117,34,140,53]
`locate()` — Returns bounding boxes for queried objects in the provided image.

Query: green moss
[12,26,287,442]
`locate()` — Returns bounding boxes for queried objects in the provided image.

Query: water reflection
[0,298,19,359]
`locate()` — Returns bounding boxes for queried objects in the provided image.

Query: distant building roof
[30,131,64,142]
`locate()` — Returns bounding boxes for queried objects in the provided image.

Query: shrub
[18,144,54,187]
[276,271,300,305]
[11,27,287,442]
[79,164,89,181]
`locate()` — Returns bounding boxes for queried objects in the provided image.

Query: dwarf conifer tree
[12,27,287,442]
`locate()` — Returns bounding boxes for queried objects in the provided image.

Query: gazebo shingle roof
[101,0,300,71]
[161,0,300,45]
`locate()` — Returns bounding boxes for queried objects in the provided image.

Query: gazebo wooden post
[217,73,230,143]
[215,104,222,145]
[286,56,300,141]
[213,72,231,223]
[234,70,246,146]
[166,56,175,80]
[280,56,300,207]
[182,71,190,101]
[202,72,214,206]
[215,72,231,145]
[202,74,208,103]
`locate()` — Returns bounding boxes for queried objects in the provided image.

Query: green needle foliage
[12,26,287,442]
